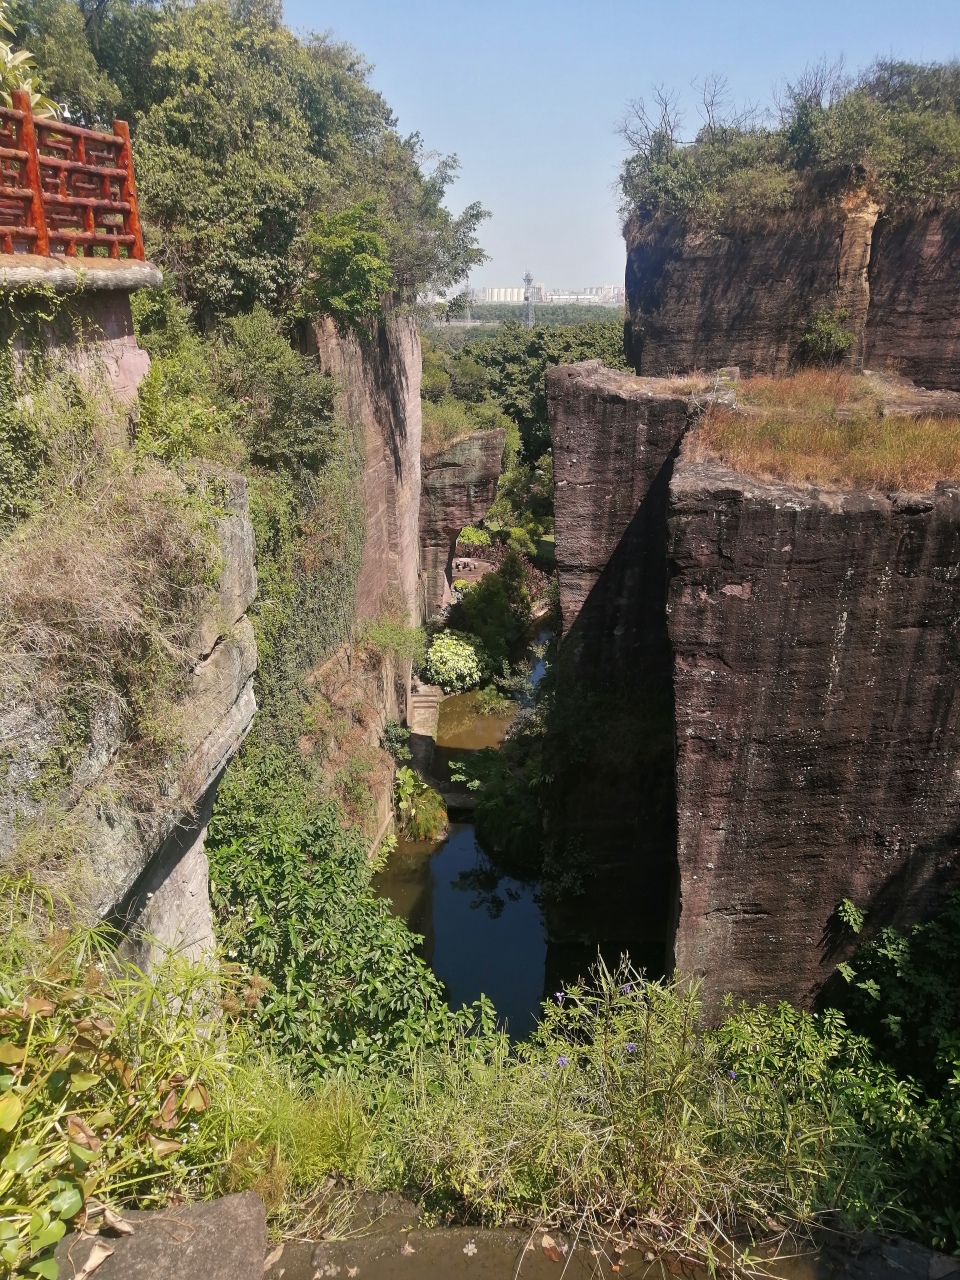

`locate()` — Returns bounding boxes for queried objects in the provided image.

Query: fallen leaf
[98,1055,133,1088]
[102,1208,133,1236]
[264,1244,284,1269]
[146,1134,182,1158]
[401,1241,416,1255]
[181,1082,210,1113]
[541,1235,562,1263]
[74,1240,115,1280]
[0,1044,26,1065]
[68,1115,101,1153]
[23,996,56,1018]
[151,1089,178,1130]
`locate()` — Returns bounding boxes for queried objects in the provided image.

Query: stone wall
[625,207,960,389]
[312,311,423,626]
[419,428,505,618]
[1,255,161,406]
[668,454,960,1008]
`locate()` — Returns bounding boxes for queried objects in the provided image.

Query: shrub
[456,525,490,550]
[357,616,426,668]
[424,631,484,692]
[394,766,447,841]
[302,204,393,336]
[381,718,412,762]
[797,309,855,366]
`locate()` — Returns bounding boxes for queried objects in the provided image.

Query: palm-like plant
[0,0,58,117]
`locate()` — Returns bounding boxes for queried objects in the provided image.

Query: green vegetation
[424,631,486,692]
[447,548,531,670]
[620,60,960,226]
[393,767,447,842]
[458,302,626,326]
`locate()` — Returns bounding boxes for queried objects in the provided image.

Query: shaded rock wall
[626,208,960,388]
[546,362,689,970]
[312,312,423,626]
[419,429,505,618]
[549,360,960,1007]
[668,455,960,1008]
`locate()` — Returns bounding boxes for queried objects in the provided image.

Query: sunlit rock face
[549,360,960,1008]
[625,208,960,390]
[668,455,960,1008]
[419,429,506,620]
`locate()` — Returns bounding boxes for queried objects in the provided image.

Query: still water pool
[373,824,546,1039]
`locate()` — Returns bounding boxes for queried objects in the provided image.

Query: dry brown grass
[695,371,960,491]
[0,458,220,811]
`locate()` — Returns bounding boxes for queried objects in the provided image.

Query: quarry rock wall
[626,208,960,389]
[549,360,960,1006]
[545,362,689,969]
[419,428,506,619]
[668,456,960,1008]
[312,312,423,627]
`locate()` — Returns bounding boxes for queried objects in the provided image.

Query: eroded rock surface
[668,453,960,1007]
[313,311,423,626]
[625,208,960,389]
[419,428,505,618]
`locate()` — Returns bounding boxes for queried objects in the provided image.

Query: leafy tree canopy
[15,0,487,320]
[620,59,960,226]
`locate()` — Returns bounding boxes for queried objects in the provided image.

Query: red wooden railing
[0,89,144,260]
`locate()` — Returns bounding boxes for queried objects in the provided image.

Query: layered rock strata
[419,428,506,618]
[625,208,960,389]
[0,471,257,968]
[668,454,960,1008]
[545,362,690,968]
[549,360,960,1006]
[312,312,423,626]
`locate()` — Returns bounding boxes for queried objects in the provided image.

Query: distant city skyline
[472,283,625,305]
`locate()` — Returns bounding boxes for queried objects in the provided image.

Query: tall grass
[697,372,960,490]
[370,963,907,1267]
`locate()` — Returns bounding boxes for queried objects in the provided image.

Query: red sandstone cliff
[625,207,960,390]
[312,312,423,626]
[548,361,960,1006]
[419,428,505,619]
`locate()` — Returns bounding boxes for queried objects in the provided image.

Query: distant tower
[523,271,535,329]
[464,286,472,323]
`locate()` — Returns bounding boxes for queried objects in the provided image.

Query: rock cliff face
[549,361,960,1007]
[545,363,689,969]
[0,471,258,967]
[667,455,960,1008]
[312,312,423,626]
[625,208,960,389]
[419,429,506,618]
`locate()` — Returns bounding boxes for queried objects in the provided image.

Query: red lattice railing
[0,89,144,260]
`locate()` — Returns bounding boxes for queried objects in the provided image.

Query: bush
[424,631,485,692]
[456,525,490,550]
[381,718,412,762]
[394,766,448,841]
[797,308,855,366]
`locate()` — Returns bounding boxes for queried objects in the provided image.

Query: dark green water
[373,823,546,1039]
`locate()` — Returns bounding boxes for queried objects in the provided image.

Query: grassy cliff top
[691,370,960,491]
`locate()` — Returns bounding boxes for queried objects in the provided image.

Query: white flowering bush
[425,631,483,692]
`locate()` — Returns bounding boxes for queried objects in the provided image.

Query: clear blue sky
[282,0,960,293]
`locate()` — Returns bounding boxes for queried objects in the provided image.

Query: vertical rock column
[546,362,689,970]
[667,453,960,1009]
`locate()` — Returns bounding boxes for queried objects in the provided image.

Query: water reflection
[374,824,546,1039]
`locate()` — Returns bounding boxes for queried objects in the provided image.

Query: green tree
[302,203,393,334]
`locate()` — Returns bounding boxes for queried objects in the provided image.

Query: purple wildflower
[557,1055,569,1067]
[729,1070,737,1079]
[625,1043,637,1054]
[555,991,564,1005]
[620,984,632,994]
